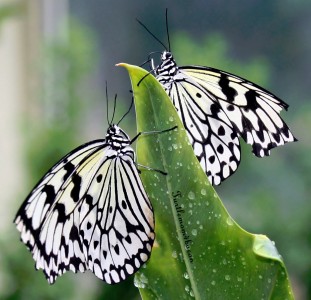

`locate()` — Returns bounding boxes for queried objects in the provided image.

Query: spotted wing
[181,66,296,157]
[159,66,296,185]
[14,140,154,284]
[164,74,241,186]
[79,153,154,284]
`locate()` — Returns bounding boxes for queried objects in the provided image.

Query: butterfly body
[15,124,154,284]
[153,50,296,185]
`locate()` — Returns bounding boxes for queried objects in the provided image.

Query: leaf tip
[115,62,135,70]
[253,234,282,262]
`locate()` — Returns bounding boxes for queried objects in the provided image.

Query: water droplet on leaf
[188,191,195,200]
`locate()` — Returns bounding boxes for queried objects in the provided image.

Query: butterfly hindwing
[168,79,240,185]
[79,154,154,284]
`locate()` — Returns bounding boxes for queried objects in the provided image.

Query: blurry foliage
[0,1,23,26]
[26,17,98,182]
[0,238,76,300]
[5,17,97,300]
[172,32,271,86]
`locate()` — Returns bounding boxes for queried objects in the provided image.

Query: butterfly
[14,96,159,285]
[138,12,297,186]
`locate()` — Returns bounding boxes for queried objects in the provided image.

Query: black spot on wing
[70,174,82,202]
[230,132,237,140]
[210,103,221,115]
[217,144,224,154]
[227,104,235,111]
[253,143,264,156]
[121,200,127,209]
[86,222,92,230]
[69,225,79,240]
[228,142,235,152]
[125,235,132,244]
[267,141,277,150]
[196,92,202,98]
[209,155,216,163]
[61,236,69,257]
[280,126,292,139]
[63,162,75,182]
[256,120,265,142]
[85,194,93,206]
[272,132,281,143]
[114,244,120,255]
[42,185,56,205]
[55,202,66,222]
[244,90,260,111]
[217,126,225,136]
[96,174,103,183]
[219,74,237,102]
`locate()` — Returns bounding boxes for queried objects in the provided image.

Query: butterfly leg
[133,125,177,175]
[150,57,155,70]
[139,58,151,68]
[130,125,177,144]
[137,71,154,86]
[137,163,167,175]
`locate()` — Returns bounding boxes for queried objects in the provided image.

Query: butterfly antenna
[105,81,111,126]
[136,18,167,50]
[165,8,171,52]
[117,96,134,125]
[139,58,151,68]
[111,94,117,124]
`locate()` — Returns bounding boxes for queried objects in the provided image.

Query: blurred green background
[0,1,309,299]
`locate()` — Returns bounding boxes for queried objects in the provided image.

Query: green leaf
[118,63,294,300]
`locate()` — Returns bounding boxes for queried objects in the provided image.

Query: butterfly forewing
[15,140,105,251]
[182,66,296,157]
[14,125,155,284]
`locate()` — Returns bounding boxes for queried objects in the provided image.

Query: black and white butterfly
[138,12,297,185]
[14,95,167,285]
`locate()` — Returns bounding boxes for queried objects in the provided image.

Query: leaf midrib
[145,84,201,300]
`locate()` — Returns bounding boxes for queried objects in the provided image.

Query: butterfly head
[106,124,131,150]
[160,50,173,61]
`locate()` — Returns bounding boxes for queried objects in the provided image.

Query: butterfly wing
[14,140,154,284]
[165,74,241,185]
[181,66,296,157]
[14,140,105,255]
[79,152,154,284]
[158,65,296,185]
